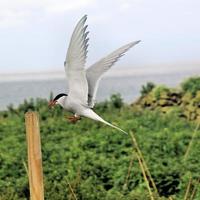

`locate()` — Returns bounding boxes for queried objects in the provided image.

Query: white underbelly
[64,99,85,115]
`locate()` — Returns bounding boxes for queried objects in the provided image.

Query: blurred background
[0,0,200,109]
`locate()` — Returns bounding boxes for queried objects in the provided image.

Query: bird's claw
[66,116,81,123]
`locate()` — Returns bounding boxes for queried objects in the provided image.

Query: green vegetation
[140,82,155,96]
[135,77,200,122]
[1,77,200,199]
[152,85,170,100]
[181,76,200,96]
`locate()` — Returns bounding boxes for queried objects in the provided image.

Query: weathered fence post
[25,112,44,200]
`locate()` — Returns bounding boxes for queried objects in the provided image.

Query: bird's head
[48,93,68,108]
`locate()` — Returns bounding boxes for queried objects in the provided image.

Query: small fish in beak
[48,100,56,108]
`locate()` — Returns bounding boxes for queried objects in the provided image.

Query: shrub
[181,76,200,96]
[109,93,123,109]
[1,93,200,199]
[153,85,170,100]
[140,82,155,96]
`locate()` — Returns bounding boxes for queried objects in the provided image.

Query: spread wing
[86,40,141,107]
[64,15,89,105]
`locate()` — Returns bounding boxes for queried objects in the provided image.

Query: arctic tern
[49,15,140,134]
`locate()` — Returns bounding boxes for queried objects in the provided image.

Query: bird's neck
[58,96,67,107]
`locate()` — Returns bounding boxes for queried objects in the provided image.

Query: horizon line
[0,62,200,82]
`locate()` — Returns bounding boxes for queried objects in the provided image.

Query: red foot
[66,116,81,123]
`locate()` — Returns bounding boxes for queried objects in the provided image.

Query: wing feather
[86,40,141,107]
[64,15,89,105]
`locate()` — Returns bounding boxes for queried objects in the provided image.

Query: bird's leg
[66,114,81,123]
[75,114,81,121]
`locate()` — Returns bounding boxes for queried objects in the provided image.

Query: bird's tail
[82,109,128,135]
[99,117,128,135]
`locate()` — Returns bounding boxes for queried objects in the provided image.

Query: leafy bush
[109,93,123,109]
[140,82,155,96]
[181,76,200,96]
[153,85,170,100]
[0,96,200,199]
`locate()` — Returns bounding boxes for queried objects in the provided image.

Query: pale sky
[0,0,200,74]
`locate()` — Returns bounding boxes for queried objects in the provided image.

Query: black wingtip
[135,40,141,44]
[82,14,87,20]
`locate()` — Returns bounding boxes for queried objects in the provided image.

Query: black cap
[53,93,68,101]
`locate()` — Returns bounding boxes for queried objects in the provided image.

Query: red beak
[48,100,56,108]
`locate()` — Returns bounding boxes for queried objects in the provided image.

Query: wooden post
[25,112,44,200]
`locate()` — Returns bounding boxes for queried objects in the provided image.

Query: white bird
[49,15,140,135]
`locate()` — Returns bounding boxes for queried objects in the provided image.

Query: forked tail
[99,118,128,135]
[82,109,128,135]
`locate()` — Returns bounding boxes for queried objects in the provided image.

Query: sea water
[0,72,197,110]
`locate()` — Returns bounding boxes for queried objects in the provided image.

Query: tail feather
[82,109,128,135]
[100,118,128,135]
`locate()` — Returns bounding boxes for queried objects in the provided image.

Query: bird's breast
[64,98,85,114]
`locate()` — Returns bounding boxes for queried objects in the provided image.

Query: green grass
[0,95,200,199]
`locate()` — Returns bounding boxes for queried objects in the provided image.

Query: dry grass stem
[123,153,134,189]
[184,122,200,160]
[66,179,78,200]
[190,177,200,200]
[71,168,81,192]
[130,132,155,200]
[22,160,29,177]
[130,131,158,195]
[135,152,155,200]
[184,176,192,200]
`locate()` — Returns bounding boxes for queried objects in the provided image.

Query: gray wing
[64,15,89,105]
[86,40,141,107]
